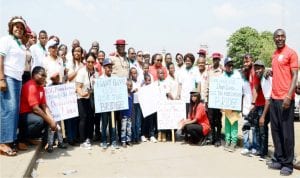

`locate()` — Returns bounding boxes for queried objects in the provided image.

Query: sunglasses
[87,61,95,64]
[137,55,143,57]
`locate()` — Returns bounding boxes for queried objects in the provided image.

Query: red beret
[212,52,222,59]
[197,49,207,55]
[114,39,127,45]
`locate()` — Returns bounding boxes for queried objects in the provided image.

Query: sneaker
[126,142,133,146]
[150,136,157,143]
[111,142,120,149]
[259,155,267,162]
[268,162,282,170]
[85,139,91,145]
[228,144,236,152]
[250,149,259,157]
[224,142,230,151]
[280,167,293,176]
[122,142,127,148]
[80,141,91,149]
[141,136,147,142]
[47,145,53,153]
[57,142,67,149]
[240,148,250,156]
[100,142,108,149]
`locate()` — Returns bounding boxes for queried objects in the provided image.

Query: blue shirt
[120,92,133,118]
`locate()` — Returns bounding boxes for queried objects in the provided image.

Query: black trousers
[78,98,94,143]
[207,108,222,142]
[183,124,204,144]
[270,99,294,169]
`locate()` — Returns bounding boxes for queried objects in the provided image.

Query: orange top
[149,65,168,81]
[189,103,211,136]
[271,45,298,99]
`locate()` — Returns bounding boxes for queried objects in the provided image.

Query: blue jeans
[101,112,116,144]
[121,116,132,142]
[132,103,142,142]
[256,106,269,156]
[64,117,79,142]
[0,76,21,143]
[18,113,47,142]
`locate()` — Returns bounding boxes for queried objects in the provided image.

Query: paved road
[34,140,300,178]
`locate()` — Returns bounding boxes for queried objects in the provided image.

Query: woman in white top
[0,16,27,156]
[64,46,84,145]
[43,39,64,86]
[75,52,99,148]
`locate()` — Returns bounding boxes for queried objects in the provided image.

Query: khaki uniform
[110,53,129,78]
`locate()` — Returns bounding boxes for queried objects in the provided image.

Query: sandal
[0,149,17,156]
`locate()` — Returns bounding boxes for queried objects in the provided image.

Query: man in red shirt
[18,66,57,149]
[268,29,298,176]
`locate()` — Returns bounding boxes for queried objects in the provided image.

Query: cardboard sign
[157,100,186,130]
[208,76,243,111]
[138,84,159,117]
[45,83,78,121]
[94,77,128,113]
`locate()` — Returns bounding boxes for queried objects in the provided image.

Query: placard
[45,83,78,121]
[94,77,128,113]
[138,84,159,117]
[208,76,243,111]
[157,100,186,130]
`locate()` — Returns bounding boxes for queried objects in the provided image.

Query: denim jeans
[255,106,270,155]
[101,112,116,144]
[0,76,21,143]
[64,117,79,142]
[48,121,63,145]
[242,122,259,151]
[18,113,47,142]
[121,116,132,142]
[132,103,142,142]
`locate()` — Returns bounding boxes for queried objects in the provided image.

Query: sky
[0,0,299,58]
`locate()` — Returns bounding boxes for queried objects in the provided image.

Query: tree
[227,27,274,68]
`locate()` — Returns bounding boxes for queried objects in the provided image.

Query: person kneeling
[18,66,57,150]
[179,90,210,145]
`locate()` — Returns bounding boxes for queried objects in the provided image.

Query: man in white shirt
[30,30,48,71]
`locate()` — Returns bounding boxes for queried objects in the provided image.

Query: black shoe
[214,141,221,147]
[47,145,53,153]
[57,142,67,149]
[126,142,132,146]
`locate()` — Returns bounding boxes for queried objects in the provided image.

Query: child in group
[129,67,142,144]
[46,72,67,153]
[154,69,171,142]
[140,74,157,143]
[120,79,134,147]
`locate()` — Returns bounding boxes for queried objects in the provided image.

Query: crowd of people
[0,16,299,176]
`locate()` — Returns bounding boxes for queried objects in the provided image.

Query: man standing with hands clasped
[268,29,298,176]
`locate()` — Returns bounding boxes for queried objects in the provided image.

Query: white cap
[46,39,59,49]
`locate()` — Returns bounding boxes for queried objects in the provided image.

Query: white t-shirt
[165,74,179,99]
[132,79,141,104]
[196,70,209,102]
[0,35,26,81]
[30,43,47,71]
[76,67,98,99]
[66,60,84,83]
[43,56,65,86]
[177,66,198,103]
[242,79,252,116]
[153,79,170,101]
[261,76,272,100]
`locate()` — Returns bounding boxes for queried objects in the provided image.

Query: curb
[23,143,42,178]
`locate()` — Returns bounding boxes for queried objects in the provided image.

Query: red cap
[212,52,222,59]
[25,25,32,35]
[114,39,127,45]
[197,49,207,55]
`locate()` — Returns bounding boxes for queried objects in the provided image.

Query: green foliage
[227,27,275,68]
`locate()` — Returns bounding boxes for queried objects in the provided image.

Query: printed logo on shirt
[278,54,284,62]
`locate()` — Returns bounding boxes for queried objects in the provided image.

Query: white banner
[157,100,186,130]
[138,84,159,117]
[45,83,78,121]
